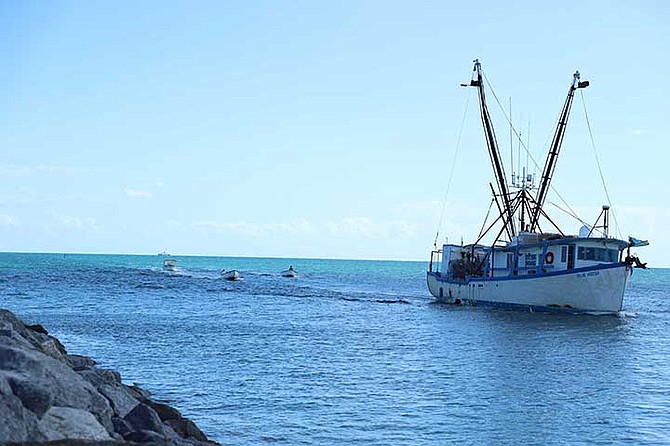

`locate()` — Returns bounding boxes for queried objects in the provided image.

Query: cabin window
[577,247,619,262]
[561,246,567,263]
[579,247,594,260]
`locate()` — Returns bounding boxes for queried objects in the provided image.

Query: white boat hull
[427,264,632,313]
[221,270,241,281]
[163,259,177,272]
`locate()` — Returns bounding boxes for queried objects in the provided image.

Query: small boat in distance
[427,60,648,313]
[221,269,241,281]
[163,258,177,272]
[281,266,298,278]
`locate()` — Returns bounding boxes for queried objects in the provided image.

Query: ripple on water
[2,254,669,445]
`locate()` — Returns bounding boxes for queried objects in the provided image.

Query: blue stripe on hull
[454,299,617,314]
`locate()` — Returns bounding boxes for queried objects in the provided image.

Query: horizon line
[0,250,428,263]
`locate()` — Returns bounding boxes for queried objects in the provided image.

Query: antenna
[516,114,528,189]
[527,119,531,188]
[509,97,514,187]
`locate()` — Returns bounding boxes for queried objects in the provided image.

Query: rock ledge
[0,309,218,446]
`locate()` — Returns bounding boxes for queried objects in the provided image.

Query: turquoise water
[2,253,669,445]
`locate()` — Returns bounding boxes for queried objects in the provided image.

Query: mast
[529,71,590,232]
[467,60,516,239]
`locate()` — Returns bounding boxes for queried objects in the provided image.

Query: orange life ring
[545,251,554,265]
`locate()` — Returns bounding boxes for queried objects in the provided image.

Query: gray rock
[145,400,207,442]
[124,428,166,443]
[0,309,218,445]
[0,384,45,442]
[0,325,36,352]
[147,399,182,421]
[26,323,48,335]
[0,343,114,433]
[99,368,122,384]
[111,415,133,437]
[0,322,12,337]
[8,441,173,446]
[124,402,164,434]
[127,384,152,401]
[67,354,98,371]
[79,369,139,418]
[38,406,111,441]
[165,417,209,442]
[40,337,68,359]
[7,376,54,417]
[100,383,140,419]
[0,309,67,359]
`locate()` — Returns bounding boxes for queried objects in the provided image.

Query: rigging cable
[478,198,496,239]
[482,71,593,230]
[547,200,591,228]
[579,90,622,238]
[433,89,471,248]
[483,72,543,174]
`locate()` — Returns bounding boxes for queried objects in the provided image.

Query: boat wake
[616,310,638,318]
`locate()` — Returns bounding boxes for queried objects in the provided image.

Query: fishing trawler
[427,60,648,313]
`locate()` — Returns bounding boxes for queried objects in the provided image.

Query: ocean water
[2,252,669,445]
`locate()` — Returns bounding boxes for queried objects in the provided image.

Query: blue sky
[1,1,667,265]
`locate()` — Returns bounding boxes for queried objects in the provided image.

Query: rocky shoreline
[0,309,218,445]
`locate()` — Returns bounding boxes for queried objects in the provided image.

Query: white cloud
[123,188,153,199]
[0,214,18,226]
[191,217,418,239]
[325,217,419,238]
[0,164,74,175]
[192,219,319,237]
[391,200,442,214]
[49,212,99,231]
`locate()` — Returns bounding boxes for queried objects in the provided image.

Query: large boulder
[123,403,166,435]
[146,400,182,422]
[0,310,67,360]
[0,379,45,442]
[38,406,111,441]
[78,369,139,418]
[0,340,114,433]
[7,375,54,417]
[67,354,98,371]
[146,400,208,442]
[165,417,209,442]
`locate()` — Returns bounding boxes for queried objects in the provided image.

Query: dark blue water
[2,253,669,445]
